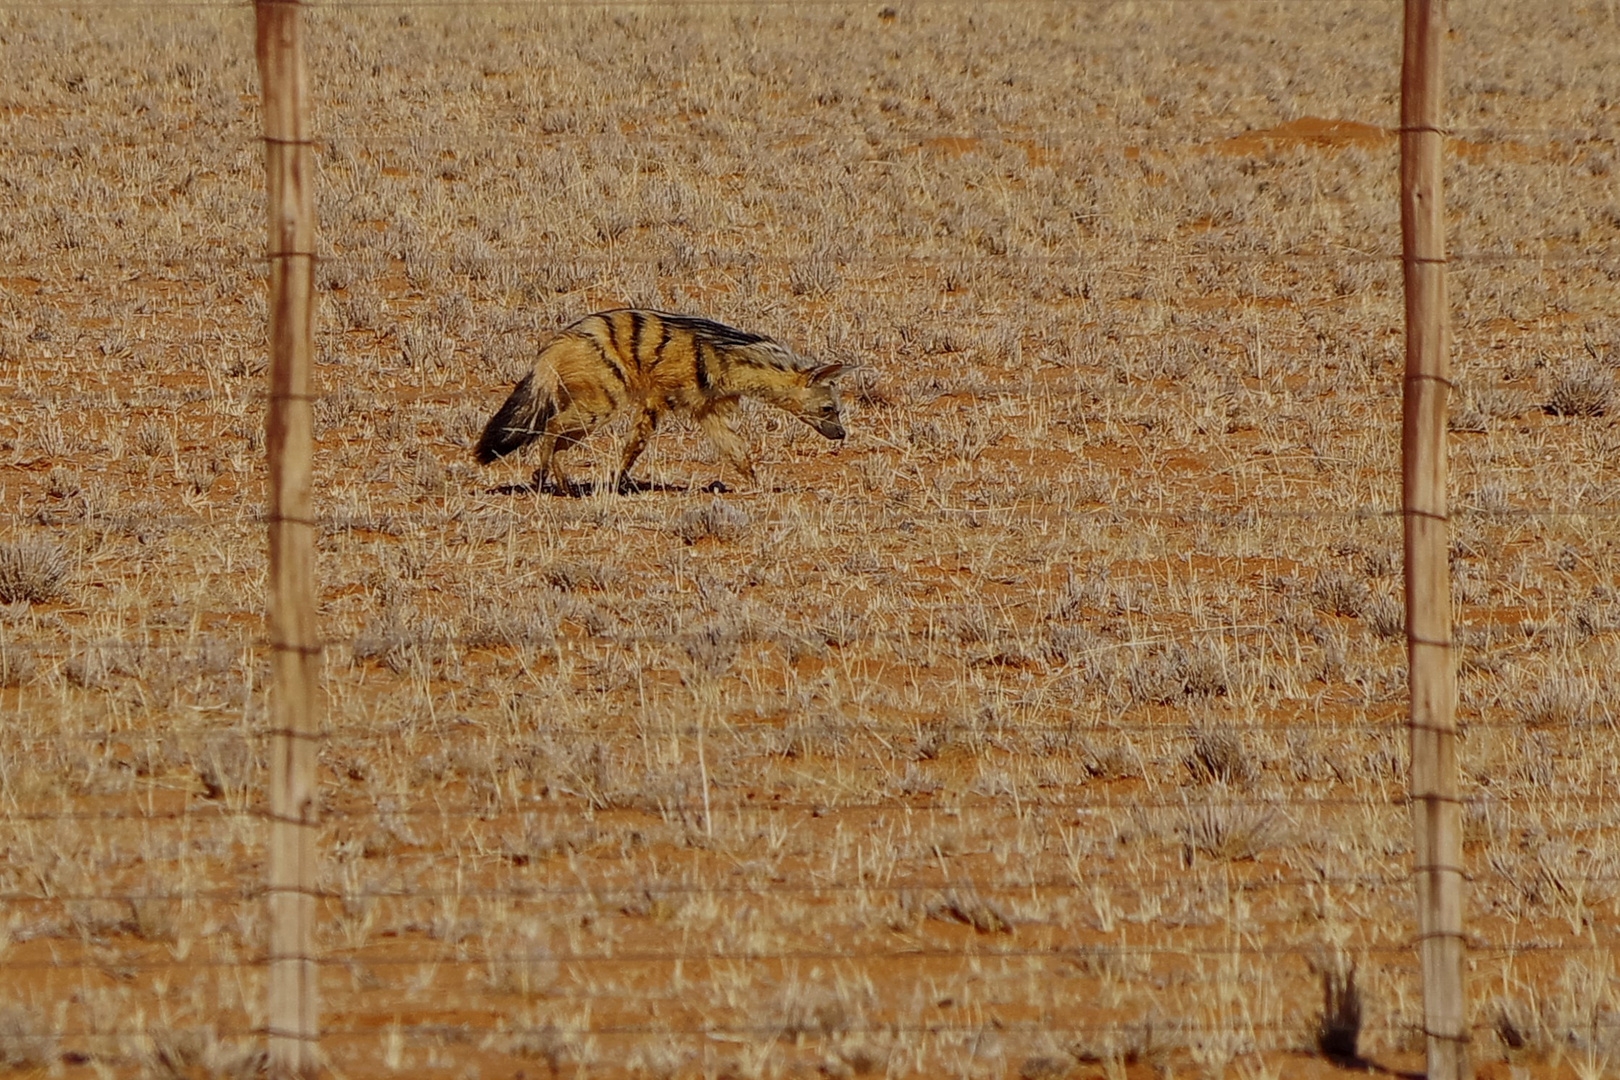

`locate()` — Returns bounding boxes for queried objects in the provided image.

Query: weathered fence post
[256,0,321,1074]
[1400,2,1468,1078]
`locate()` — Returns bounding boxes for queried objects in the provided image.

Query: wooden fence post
[256,1,321,1075]
[1400,2,1468,1078]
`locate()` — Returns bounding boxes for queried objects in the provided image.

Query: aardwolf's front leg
[616,406,661,493]
[694,398,756,486]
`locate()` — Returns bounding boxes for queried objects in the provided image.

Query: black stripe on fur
[659,313,770,351]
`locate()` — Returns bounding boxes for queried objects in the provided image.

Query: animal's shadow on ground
[1338,1061,1421,1079]
[1311,1048,1423,1079]
[486,477,730,498]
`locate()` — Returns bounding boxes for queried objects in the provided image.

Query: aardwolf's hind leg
[526,429,559,494]
[528,426,581,496]
[541,426,593,496]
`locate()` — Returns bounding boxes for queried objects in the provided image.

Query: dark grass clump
[1316,960,1363,1065]
[0,537,68,604]
[1545,363,1613,418]
[1311,571,1369,618]
[1185,725,1257,786]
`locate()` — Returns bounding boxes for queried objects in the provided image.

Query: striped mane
[655,312,808,372]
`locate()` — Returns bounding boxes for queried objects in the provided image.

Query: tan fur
[475,309,845,493]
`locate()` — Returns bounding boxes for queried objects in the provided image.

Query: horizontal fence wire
[7,865,1620,905]
[3,788,1617,822]
[4,126,1615,150]
[20,505,1620,528]
[0,0,1554,10]
[6,383,1609,410]
[4,941,1615,976]
[0,875,1473,903]
[1,729,1609,762]
[14,1017,1620,1045]
[2,251,1616,270]
[7,713,1609,741]
[8,625,1618,663]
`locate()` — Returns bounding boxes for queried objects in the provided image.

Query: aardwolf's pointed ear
[808,363,845,384]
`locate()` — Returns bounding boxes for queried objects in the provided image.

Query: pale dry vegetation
[2,1,1619,1078]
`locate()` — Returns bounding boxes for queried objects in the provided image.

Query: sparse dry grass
[2,1,1619,1077]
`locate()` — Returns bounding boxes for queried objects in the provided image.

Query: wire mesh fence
[4,0,1620,1076]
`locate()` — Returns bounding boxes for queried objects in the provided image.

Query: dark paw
[702,480,731,494]
[532,472,584,497]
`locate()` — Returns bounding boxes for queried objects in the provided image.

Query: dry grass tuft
[0,537,68,604]
[1177,798,1284,862]
[928,889,1015,934]
[1185,724,1257,786]
[1522,673,1600,727]
[1311,571,1369,618]
[1365,593,1405,640]
[0,1004,57,1070]
[132,419,177,457]
[672,497,750,544]
[1544,362,1613,417]
[1315,959,1363,1064]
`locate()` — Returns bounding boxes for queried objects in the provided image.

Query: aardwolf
[475,309,845,493]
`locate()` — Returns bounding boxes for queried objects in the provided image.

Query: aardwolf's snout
[814,419,846,440]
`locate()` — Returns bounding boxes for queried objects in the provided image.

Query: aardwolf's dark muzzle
[812,419,845,440]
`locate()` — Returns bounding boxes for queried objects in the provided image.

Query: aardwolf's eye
[820,403,835,414]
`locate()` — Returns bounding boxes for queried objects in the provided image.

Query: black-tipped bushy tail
[475,373,554,464]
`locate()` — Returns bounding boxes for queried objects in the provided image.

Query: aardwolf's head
[787,363,847,440]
